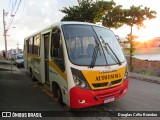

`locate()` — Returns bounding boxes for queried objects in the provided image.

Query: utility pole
[3,9,8,59]
[16,42,20,53]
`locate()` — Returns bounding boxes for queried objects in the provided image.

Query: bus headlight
[73,75,90,89]
[80,82,86,88]
[73,76,80,85]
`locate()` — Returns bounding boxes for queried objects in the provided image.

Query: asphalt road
[0,67,159,120]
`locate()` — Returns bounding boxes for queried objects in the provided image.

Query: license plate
[104,97,115,103]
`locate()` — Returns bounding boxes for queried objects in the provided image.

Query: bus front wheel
[52,83,64,105]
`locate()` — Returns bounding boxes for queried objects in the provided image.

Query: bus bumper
[70,79,129,109]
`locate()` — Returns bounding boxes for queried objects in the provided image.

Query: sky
[0,0,160,51]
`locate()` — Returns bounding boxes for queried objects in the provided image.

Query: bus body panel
[70,79,128,108]
[49,61,69,106]
[67,62,127,90]
[67,62,128,108]
[32,56,41,81]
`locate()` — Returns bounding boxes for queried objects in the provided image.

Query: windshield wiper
[100,36,122,66]
[89,45,100,68]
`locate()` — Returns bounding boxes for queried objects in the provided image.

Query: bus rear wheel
[30,68,36,82]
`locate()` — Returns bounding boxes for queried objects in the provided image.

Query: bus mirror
[52,33,60,48]
[115,35,120,42]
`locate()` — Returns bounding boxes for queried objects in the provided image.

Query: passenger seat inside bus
[70,48,81,59]
[87,44,94,57]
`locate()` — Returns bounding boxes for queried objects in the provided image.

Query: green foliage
[126,34,139,71]
[123,6,156,71]
[60,0,119,25]
[60,0,98,23]
[102,5,125,29]
[60,1,156,29]
[124,5,156,29]
[140,69,157,76]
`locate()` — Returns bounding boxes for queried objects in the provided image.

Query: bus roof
[24,21,105,40]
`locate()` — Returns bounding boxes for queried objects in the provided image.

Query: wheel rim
[57,88,61,101]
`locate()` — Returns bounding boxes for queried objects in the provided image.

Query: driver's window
[51,27,65,71]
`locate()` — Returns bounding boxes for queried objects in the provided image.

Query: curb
[0,60,11,65]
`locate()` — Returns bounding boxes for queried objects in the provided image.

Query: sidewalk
[0,59,12,64]
[0,61,65,112]
[0,59,19,72]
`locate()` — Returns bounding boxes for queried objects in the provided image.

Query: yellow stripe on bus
[49,60,67,80]
[33,56,41,62]
[27,55,41,62]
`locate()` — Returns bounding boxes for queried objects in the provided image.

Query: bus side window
[26,40,29,53]
[28,37,33,54]
[51,28,65,72]
[51,31,60,57]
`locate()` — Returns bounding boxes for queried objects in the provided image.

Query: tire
[30,69,36,82]
[16,64,19,68]
[52,83,64,105]
[57,87,63,104]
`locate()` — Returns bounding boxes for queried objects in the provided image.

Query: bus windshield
[62,24,125,66]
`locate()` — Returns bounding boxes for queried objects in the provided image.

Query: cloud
[0,0,78,50]
[15,0,78,30]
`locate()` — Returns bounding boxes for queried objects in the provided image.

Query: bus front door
[44,33,50,84]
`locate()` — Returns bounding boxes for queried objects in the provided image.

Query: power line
[23,0,25,12]
[7,0,22,31]
[7,0,12,13]
[11,0,15,15]
[7,0,16,29]
[14,0,22,15]
[12,0,18,15]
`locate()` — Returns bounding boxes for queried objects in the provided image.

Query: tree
[94,0,116,24]
[60,0,97,22]
[124,5,156,71]
[102,5,125,29]
[60,0,116,23]
[60,0,126,29]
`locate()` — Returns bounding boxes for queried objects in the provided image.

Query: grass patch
[137,69,160,77]
[0,55,4,60]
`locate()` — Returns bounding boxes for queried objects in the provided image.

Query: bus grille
[92,79,122,88]
[96,89,120,99]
